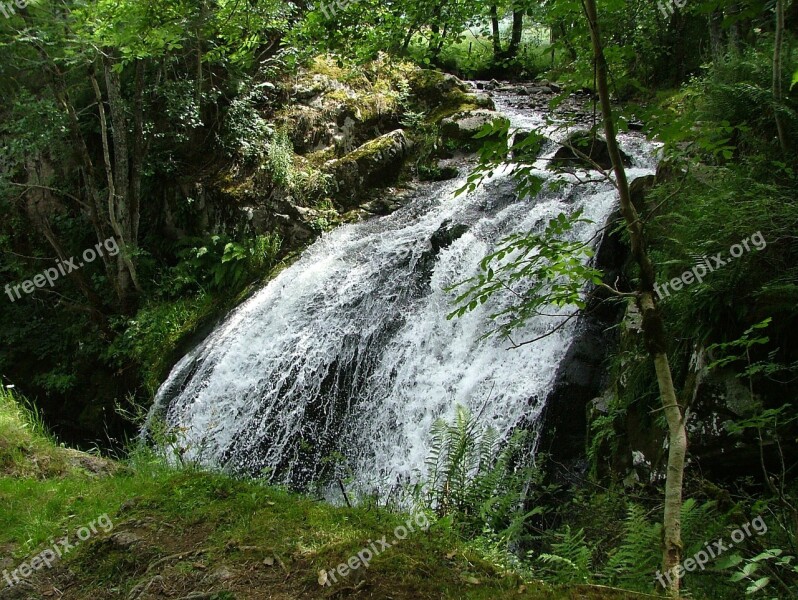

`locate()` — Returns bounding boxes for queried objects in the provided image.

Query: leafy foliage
[419,406,540,541]
[447,210,602,341]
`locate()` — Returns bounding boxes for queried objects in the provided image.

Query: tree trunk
[559,21,579,62]
[773,0,788,152]
[583,0,687,595]
[506,9,523,59]
[708,10,724,62]
[491,3,502,57]
[90,63,143,311]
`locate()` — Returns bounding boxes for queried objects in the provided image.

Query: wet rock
[419,160,460,182]
[430,221,469,253]
[440,110,510,149]
[550,131,631,171]
[414,220,470,285]
[511,129,548,162]
[629,175,656,213]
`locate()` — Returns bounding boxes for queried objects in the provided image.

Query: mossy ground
[0,390,652,600]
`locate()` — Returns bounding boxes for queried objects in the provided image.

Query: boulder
[415,220,470,285]
[550,131,631,171]
[440,110,510,149]
[629,174,656,213]
[420,162,460,182]
[511,129,548,162]
[324,129,413,209]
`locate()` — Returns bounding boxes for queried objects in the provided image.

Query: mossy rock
[324,129,413,209]
[440,110,510,151]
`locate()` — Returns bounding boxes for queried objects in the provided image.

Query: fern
[420,406,537,540]
[599,503,661,587]
[535,526,593,584]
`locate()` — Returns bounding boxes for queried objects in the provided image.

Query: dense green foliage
[1,0,798,597]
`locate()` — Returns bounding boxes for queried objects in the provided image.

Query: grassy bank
[0,386,649,600]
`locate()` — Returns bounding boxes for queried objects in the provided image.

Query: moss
[336,132,398,164]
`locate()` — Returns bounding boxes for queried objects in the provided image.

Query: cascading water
[149,88,658,495]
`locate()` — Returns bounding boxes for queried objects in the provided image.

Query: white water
[149,90,657,494]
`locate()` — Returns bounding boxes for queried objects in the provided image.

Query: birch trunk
[583,0,687,595]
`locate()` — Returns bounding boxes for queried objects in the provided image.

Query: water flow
[150,91,657,494]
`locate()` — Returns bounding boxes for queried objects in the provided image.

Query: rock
[420,162,460,182]
[655,157,685,184]
[108,531,142,550]
[430,221,469,253]
[471,93,496,110]
[440,110,510,149]
[511,129,548,162]
[415,220,470,285]
[62,448,118,477]
[629,175,656,213]
[291,73,342,101]
[550,131,631,171]
[325,129,413,209]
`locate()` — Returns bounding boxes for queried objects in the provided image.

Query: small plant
[419,406,539,541]
[535,525,594,584]
[266,130,296,187]
[721,548,798,597]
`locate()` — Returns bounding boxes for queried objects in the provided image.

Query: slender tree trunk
[490,3,502,57]
[401,23,417,52]
[773,0,788,152]
[583,0,687,595]
[90,65,143,310]
[727,3,741,55]
[506,9,523,58]
[709,10,725,62]
[559,21,579,62]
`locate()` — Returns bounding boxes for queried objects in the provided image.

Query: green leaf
[745,577,770,594]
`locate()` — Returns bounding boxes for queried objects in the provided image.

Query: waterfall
[149,89,658,494]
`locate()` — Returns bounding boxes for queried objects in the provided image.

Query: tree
[449,0,692,595]
[582,1,686,594]
[773,0,788,152]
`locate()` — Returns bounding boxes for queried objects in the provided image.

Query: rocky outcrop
[537,210,629,469]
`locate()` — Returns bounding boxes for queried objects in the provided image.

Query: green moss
[336,132,397,165]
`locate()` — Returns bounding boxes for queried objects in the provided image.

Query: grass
[0,386,653,599]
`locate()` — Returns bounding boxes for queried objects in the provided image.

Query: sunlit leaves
[446,210,602,341]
